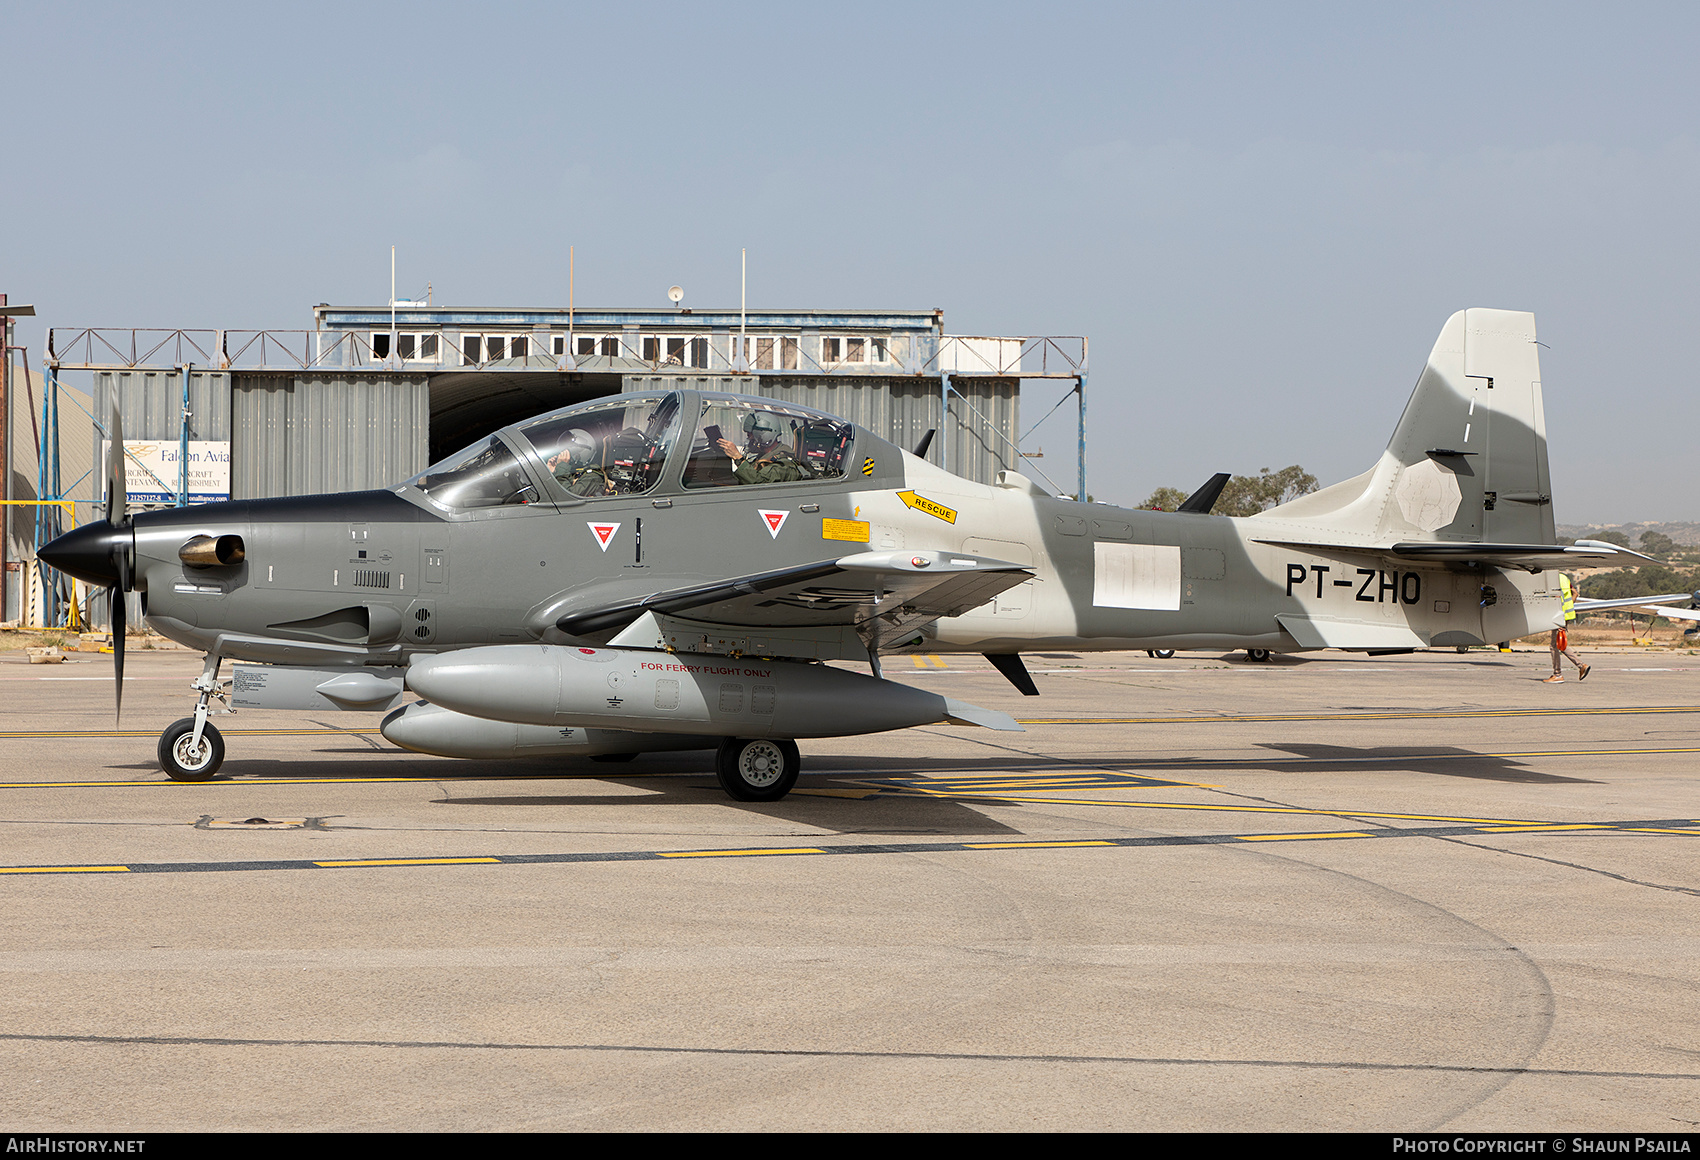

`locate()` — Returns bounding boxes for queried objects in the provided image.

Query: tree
[1639,531,1676,558]
[1593,529,1630,547]
[1142,466,1319,516]
[1213,465,1320,517]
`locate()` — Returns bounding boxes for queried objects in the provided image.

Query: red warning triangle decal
[758,509,789,538]
[587,522,621,551]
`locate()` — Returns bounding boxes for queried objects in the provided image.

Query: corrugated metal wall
[232,374,430,497]
[93,369,231,445]
[621,374,1020,484]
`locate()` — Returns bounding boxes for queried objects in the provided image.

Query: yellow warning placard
[897,490,958,524]
[822,518,871,542]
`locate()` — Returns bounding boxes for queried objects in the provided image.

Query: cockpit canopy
[403,390,858,512]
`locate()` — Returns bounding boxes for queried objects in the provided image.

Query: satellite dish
[667,285,684,304]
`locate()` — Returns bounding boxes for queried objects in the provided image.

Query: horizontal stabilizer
[1177,473,1231,514]
[942,698,1024,731]
[1275,614,1428,650]
[1575,592,1700,622]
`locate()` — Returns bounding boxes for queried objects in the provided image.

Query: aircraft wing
[555,550,1032,637]
[1252,537,1655,573]
[1574,593,1700,621]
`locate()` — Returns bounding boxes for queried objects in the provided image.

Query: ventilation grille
[413,607,433,640]
[352,570,391,588]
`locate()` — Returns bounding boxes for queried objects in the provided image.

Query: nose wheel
[159,650,230,782]
[715,737,800,801]
[159,718,225,781]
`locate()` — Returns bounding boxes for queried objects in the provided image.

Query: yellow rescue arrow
[897,490,958,524]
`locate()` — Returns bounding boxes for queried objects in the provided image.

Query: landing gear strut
[160,651,230,782]
[715,737,800,801]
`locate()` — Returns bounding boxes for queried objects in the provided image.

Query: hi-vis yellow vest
[1560,574,1575,622]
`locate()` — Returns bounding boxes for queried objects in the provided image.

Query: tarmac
[1,644,1697,1132]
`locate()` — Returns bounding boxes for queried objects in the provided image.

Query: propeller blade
[109,585,125,725]
[105,404,129,530]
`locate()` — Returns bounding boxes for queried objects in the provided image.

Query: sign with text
[103,440,231,504]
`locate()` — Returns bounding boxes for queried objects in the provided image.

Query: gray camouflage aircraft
[41,308,1651,800]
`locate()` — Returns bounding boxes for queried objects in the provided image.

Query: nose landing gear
[160,650,231,782]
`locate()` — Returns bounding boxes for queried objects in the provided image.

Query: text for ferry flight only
[640,661,774,678]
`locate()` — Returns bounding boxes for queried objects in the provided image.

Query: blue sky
[4,2,1696,522]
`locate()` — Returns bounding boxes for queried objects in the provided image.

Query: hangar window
[460,334,529,364]
[639,335,710,368]
[746,336,798,370]
[555,334,624,358]
[516,392,684,500]
[821,337,870,366]
[683,395,853,489]
[748,335,799,365]
[369,332,441,363]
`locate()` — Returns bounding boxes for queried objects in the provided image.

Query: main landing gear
[715,737,800,801]
[160,651,230,782]
[1146,649,1175,659]
[1245,648,1272,663]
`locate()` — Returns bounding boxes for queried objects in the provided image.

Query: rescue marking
[896,490,958,524]
[587,522,621,551]
[861,457,875,476]
[757,509,789,538]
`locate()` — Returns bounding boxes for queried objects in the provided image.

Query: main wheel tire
[158,718,224,782]
[1148,649,1175,659]
[715,737,800,802]
[1246,648,1272,663]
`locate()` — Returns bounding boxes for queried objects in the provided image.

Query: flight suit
[558,466,615,497]
[732,445,805,485]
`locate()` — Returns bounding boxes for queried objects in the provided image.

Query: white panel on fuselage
[1093,542,1181,610]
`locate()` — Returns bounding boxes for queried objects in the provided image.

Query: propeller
[36,405,137,724]
[105,405,132,723]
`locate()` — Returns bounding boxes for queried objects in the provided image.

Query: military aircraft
[40,307,1652,801]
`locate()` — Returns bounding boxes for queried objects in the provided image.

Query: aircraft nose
[38,521,126,588]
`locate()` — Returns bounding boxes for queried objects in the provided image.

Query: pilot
[716,412,804,484]
[547,429,614,497]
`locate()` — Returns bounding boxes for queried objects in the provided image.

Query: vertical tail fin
[1255,308,1554,545]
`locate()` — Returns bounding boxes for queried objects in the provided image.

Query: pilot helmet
[742,411,783,446]
[565,428,596,466]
